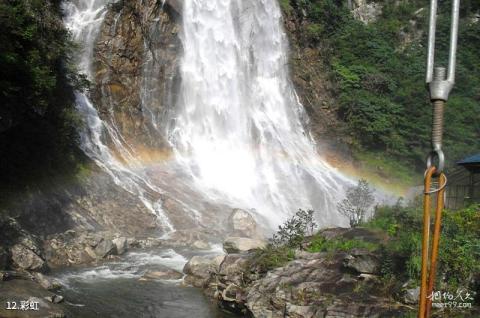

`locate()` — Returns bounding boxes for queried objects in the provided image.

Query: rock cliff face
[5,165,159,238]
[279,4,352,158]
[93,0,181,158]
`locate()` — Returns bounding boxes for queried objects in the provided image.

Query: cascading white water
[168,0,352,227]
[63,0,354,232]
[62,0,174,232]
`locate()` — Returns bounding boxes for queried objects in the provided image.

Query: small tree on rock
[338,179,375,227]
[271,209,317,248]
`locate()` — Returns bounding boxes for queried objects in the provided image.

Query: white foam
[167,0,354,229]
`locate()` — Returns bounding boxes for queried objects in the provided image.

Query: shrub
[271,209,317,248]
[251,209,316,272]
[369,203,480,292]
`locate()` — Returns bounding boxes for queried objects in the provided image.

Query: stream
[53,248,234,318]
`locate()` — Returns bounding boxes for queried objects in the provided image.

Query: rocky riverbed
[0,208,259,317]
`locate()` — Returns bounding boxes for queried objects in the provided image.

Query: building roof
[457,153,480,166]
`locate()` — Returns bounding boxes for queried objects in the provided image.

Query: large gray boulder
[223,237,266,254]
[343,249,380,274]
[10,243,47,272]
[228,208,259,238]
[94,239,116,258]
[183,255,225,288]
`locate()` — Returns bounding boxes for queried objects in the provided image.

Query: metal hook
[425,0,460,101]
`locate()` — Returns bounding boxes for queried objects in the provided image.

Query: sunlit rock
[112,237,128,255]
[228,209,261,239]
[10,243,47,273]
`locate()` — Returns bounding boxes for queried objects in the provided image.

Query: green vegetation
[0,0,87,201]
[250,209,316,272]
[250,245,295,273]
[307,235,378,253]
[255,202,479,299]
[282,0,480,171]
[271,209,317,247]
[369,203,480,292]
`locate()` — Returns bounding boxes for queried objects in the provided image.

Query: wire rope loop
[424,172,448,195]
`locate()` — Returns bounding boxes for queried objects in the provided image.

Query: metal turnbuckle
[424,0,460,176]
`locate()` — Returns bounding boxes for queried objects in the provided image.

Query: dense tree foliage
[283,0,480,171]
[0,0,86,198]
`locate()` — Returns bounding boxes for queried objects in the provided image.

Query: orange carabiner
[418,166,447,318]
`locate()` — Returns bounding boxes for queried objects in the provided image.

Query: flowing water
[55,249,233,318]
[167,0,352,227]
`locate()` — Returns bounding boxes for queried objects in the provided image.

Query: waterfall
[168,0,352,227]
[63,0,353,233]
[62,0,174,232]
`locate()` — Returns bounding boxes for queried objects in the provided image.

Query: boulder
[184,255,224,277]
[44,294,64,304]
[94,239,116,258]
[10,243,47,272]
[183,255,225,287]
[343,249,379,274]
[223,237,266,254]
[218,254,251,286]
[112,237,128,255]
[228,208,259,238]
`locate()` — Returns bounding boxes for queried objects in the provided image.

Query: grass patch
[307,235,379,253]
[250,245,295,273]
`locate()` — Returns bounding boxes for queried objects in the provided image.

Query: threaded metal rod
[431,100,445,151]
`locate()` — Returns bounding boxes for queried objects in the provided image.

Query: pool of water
[53,248,235,318]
